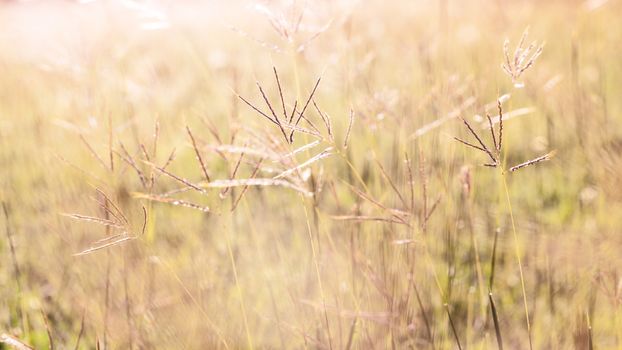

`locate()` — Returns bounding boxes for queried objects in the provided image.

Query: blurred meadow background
[1,0,622,348]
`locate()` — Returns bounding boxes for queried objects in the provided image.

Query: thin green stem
[300,194,334,350]
[226,227,253,350]
[501,171,532,350]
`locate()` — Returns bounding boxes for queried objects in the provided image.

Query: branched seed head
[502,27,545,87]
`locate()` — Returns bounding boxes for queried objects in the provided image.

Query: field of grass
[1,0,622,348]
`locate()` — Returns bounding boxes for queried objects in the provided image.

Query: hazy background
[1,0,621,349]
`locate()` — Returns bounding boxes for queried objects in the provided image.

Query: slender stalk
[445,304,463,350]
[240,200,286,349]
[300,194,333,350]
[412,281,434,347]
[466,198,486,318]
[489,228,500,291]
[501,171,532,349]
[2,203,26,333]
[161,260,229,349]
[73,309,86,350]
[344,317,357,350]
[489,292,503,350]
[225,227,253,350]
[586,311,593,350]
[123,248,134,350]
[40,309,54,350]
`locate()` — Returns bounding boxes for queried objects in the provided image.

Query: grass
[1,0,622,348]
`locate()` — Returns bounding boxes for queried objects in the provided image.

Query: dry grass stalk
[236,68,324,144]
[487,113,498,154]
[409,96,476,139]
[423,195,442,224]
[290,77,322,142]
[79,134,109,170]
[228,25,284,53]
[312,100,332,140]
[143,160,207,194]
[330,215,409,226]
[412,281,434,346]
[454,137,488,154]
[292,108,322,135]
[497,100,504,156]
[133,193,210,213]
[282,140,321,159]
[509,150,557,172]
[284,122,323,139]
[186,126,211,182]
[139,143,150,161]
[237,108,321,139]
[66,189,147,256]
[337,179,411,228]
[152,120,160,157]
[587,312,594,350]
[3,203,21,284]
[206,144,278,161]
[445,304,463,350]
[91,233,130,247]
[94,188,129,225]
[205,178,313,196]
[61,213,124,229]
[502,28,544,86]
[489,293,504,350]
[344,317,357,350]
[158,186,194,198]
[2,202,24,331]
[273,67,288,121]
[0,334,34,350]
[40,309,54,350]
[113,122,174,189]
[56,154,106,184]
[404,152,415,213]
[156,148,177,180]
[419,149,428,231]
[200,115,223,145]
[257,80,289,142]
[220,150,246,198]
[107,114,114,171]
[237,92,283,126]
[117,143,148,187]
[455,100,555,172]
[73,309,86,350]
[341,181,399,216]
[232,158,265,211]
[238,2,331,53]
[391,239,417,245]
[489,228,500,290]
[122,257,134,350]
[288,100,298,124]
[374,158,407,208]
[344,109,354,149]
[479,107,535,130]
[273,147,333,180]
[140,206,148,235]
[74,236,136,256]
[455,116,497,164]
